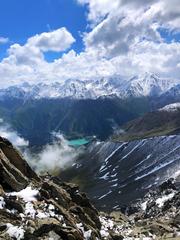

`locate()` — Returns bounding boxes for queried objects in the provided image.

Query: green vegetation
[112,109,180,141]
[0,97,152,145]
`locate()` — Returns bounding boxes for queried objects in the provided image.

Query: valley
[0,74,179,214]
[60,135,180,211]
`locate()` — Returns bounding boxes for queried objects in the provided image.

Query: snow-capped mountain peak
[124,72,177,98]
[0,73,178,100]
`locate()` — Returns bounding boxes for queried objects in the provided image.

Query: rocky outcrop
[100,179,180,239]
[0,137,101,240]
[0,137,39,191]
[0,136,179,240]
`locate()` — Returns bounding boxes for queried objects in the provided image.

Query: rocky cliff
[0,137,101,239]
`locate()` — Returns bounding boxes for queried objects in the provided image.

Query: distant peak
[159,102,180,112]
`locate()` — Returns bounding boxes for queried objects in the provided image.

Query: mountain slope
[154,84,180,108]
[60,135,180,211]
[112,102,180,141]
[1,138,180,239]
[0,97,150,145]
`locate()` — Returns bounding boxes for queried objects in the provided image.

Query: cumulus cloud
[78,0,180,30]
[83,0,179,56]
[0,119,29,147]
[27,27,75,52]
[4,27,75,67]
[0,37,9,44]
[77,0,120,24]
[0,28,75,87]
[78,0,180,78]
[0,0,179,87]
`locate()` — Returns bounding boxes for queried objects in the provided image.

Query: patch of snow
[159,102,180,112]
[135,155,179,181]
[6,224,24,240]
[76,223,92,240]
[141,201,148,211]
[99,145,123,173]
[36,211,48,219]
[0,196,5,209]
[174,169,180,179]
[121,141,143,160]
[100,216,114,238]
[25,202,36,218]
[156,193,175,208]
[98,190,112,200]
[134,154,152,169]
[109,178,118,183]
[8,186,39,202]
[24,201,63,220]
[110,173,117,178]
[111,183,118,187]
[99,172,109,180]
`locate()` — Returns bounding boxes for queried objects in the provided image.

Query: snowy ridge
[159,102,180,112]
[0,73,178,100]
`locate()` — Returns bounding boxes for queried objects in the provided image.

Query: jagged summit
[0,73,178,100]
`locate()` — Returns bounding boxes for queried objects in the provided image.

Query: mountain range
[0,72,179,145]
[0,73,178,100]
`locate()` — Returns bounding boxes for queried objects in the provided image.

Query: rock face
[0,137,101,239]
[0,137,39,191]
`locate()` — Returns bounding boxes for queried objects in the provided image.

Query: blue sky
[0,0,88,61]
[0,0,179,87]
[159,28,180,44]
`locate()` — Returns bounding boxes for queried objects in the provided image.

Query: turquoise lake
[68,138,90,147]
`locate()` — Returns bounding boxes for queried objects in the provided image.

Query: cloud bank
[0,122,81,174]
[0,119,28,147]
[0,0,179,88]
[25,134,82,174]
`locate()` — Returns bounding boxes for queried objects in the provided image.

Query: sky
[0,0,179,87]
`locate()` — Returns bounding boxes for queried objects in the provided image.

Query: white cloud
[78,0,180,30]
[0,28,75,87]
[25,133,82,173]
[0,119,29,147]
[77,0,120,24]
[27,27,75,52]
[0,37,9,44]
[4,27,75,67]
[82,0,180,57]
[77,0,180,78]
[0,1,179,88]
